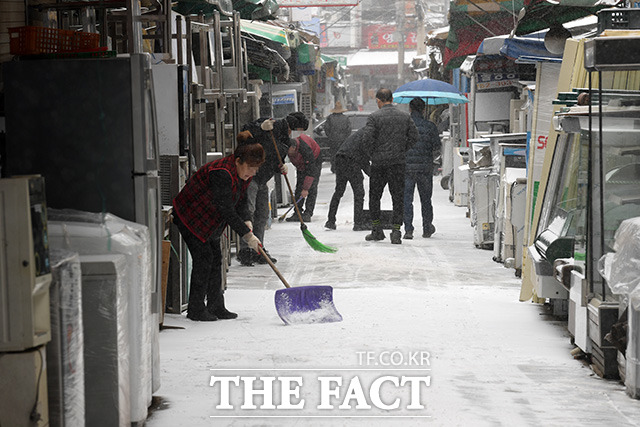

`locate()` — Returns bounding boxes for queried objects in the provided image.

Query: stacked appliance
[3,53,162,424]
[0,175,52,426]
[468,139,496,249]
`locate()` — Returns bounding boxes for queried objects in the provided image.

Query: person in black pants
[361,88,418,244]
[236,112,309,266]
[285,133,323,223]
[325,128,370,231]
[173,134,265,321]
[404,97,440,239]
[324,101,352,171]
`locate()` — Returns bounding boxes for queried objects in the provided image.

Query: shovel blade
[274,285,343,325]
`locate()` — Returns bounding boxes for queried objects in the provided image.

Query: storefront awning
[240,19,300,48]
[173,0,233,17]
[478,31,562,60]
[514,0,621,36]
[232,0,279,21]
[444,0,525,69]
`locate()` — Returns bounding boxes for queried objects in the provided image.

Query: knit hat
[285,111,309,131]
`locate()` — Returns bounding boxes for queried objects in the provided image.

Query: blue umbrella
[393,78,468,105]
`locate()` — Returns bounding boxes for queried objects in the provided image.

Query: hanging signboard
[476,72,519,90]
[364,24,417,50]
[319,23,352,48]
[278,0,359,6]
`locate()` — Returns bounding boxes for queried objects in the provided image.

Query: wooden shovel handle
[269,130,305,225]
[258,246,290,288]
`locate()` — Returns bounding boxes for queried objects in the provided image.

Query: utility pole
[396,0,405,86]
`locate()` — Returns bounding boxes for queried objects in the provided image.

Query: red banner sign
[365,24,417,50]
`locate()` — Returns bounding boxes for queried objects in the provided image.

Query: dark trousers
[175,218,223,314]
[328,155,365,223]
[369,163,405,227]
[404,169,434,233]
[293,163,322,217]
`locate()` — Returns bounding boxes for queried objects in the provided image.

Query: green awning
[233,0,279,21]
[172,0,233,17]
[321,54,338,63]
[240,19,300,48]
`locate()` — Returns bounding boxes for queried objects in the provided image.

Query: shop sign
[365,24,417,50]
[476,72,518,90]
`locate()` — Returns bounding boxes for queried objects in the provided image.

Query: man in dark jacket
[237,111,309,266]
[325,128,370,231]
[404,98,440,239]
[324,101,352,171]
[285,133,323,223]
[361,88,418,244]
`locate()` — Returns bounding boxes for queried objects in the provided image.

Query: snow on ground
[147,164,640,426]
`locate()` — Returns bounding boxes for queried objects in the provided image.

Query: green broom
[269,130,337,253]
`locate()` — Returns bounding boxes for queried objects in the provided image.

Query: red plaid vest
[173,155,250,242]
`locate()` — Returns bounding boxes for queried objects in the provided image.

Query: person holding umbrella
[172,131,265,321]
[404,97,440,239]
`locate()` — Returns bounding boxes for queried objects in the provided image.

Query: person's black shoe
[325,220,336,230]
[210,308,238,320]
[187,310,218,321]
[237,248,255,266]
[254,248,277,264]
[423,224,436,238]
[301,212,312,222]
[365,229,385,241]
[353,223,369,231]
[403,230,414,239]
[285,214,298,222]
[390,230,402,244]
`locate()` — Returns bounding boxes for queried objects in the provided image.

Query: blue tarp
[477,32,562,61]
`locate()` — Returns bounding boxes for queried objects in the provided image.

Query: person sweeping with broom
[285,133,323,223]
[172,132,265,321]
[236,112,309,266]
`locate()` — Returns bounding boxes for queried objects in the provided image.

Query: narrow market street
[148,164,640,426]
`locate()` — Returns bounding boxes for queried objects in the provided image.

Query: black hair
[409,97,426,113]
[285,111,309,131]
[375,88,393,103]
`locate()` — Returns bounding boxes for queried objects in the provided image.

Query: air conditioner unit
[0,175,52,352]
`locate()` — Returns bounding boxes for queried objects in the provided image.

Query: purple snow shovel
[257,246,343,325]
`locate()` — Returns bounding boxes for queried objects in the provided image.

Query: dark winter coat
[362,104,418,166]
[173,155,251,242]
[325,113,351,144]
[242,118,291,185]
[336,128,370,176]
[288,134,323,191]
[406,111,440,174]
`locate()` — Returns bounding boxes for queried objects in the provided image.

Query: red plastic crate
[72,32,100,51]
[9,26,100,55]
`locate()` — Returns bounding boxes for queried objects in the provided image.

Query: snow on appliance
[468,139,495,249]
[492,142,527,264]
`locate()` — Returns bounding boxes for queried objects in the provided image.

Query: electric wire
[29,347,44,423]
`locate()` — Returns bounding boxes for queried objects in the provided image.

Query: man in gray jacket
[362,88,418,244]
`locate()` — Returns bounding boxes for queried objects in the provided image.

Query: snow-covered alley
[147,164,640,426]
